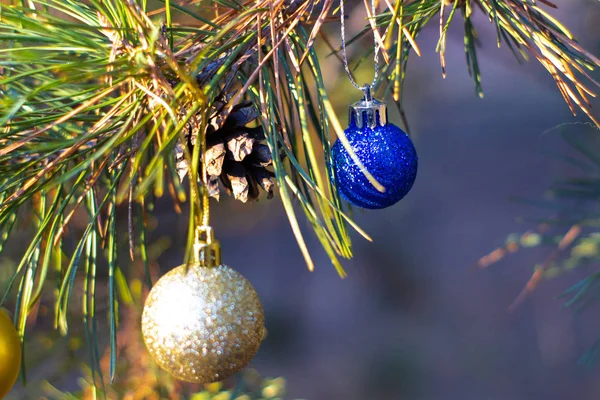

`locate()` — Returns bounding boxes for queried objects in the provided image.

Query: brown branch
[475,225,549,270]
[508,224,582,312]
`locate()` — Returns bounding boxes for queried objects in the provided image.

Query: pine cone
[176,99,275,203]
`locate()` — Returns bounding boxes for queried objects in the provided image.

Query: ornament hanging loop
[339,0,379,91]
[362,84,373,102]
[192,225,221,268]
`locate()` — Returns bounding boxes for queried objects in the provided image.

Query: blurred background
[4,0,600,399]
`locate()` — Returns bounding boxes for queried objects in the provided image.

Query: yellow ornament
[0,309,21,399]
[141,231,264,383]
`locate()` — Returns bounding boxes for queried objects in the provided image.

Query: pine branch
[1,0,599,388]
[350,0,600,123]
[478,124,600,364]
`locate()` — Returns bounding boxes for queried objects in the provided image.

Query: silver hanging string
[339,0,380,94]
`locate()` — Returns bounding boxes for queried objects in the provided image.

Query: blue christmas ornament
[331,88,418,209]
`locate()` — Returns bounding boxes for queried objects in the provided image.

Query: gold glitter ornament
[0,309,21,399]
[141,227,264,383]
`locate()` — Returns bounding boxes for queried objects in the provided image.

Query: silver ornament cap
[348,85,387,129]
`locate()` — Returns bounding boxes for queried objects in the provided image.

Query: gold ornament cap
[193,225,221,267]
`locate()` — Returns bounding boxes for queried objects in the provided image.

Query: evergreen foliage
[0,0,599,391]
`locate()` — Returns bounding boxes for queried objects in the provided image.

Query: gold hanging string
[182,100,219,268]
[188,98,219,267]
[201,125,210,228]
[191,127,220,267]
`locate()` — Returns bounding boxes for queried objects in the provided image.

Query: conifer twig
[1,0,599,385]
